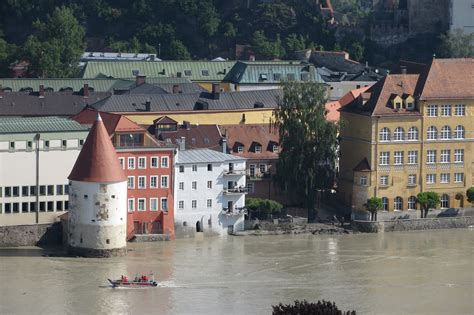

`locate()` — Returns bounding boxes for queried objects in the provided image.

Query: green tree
[168,40,191,60]
[246,197,283,220]
[364,197,382,221]
[416,192,440,218]
[272,299,355,315]
[438,29,474,58]
[0,33,17,77]
[466,187,474,205]
[23,6,85,78]
[273,82,339,221]
[251,31,285,59]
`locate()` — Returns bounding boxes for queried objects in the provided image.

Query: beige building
[339,58,474,212]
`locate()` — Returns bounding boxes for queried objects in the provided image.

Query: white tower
[67,113,127,257]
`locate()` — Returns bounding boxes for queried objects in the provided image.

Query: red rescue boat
[108,274,158,288]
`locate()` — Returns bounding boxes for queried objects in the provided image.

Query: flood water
[0,229,473,315]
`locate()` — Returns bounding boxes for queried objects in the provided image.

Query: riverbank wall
[352,216,474,233]
[0,223,62,247]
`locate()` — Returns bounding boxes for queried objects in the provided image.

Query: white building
[174,145,247,237]
[0,117,89,226]
[68,114,127,257]
[450,0,474,37]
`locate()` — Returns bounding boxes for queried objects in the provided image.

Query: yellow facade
[124,108,275,125]
[340,100,473,212]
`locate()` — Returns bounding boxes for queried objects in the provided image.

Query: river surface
[0,229,473,315]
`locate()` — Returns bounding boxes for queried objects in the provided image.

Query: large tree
[273,81,339,221]
[416,192,440,218]
[364,197,382,221]
[0,32,17,77]
[23,6,85,78]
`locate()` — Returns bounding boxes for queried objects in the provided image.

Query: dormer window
[273,73,282,81]
[202,69,209,76]
[272,145,279,153]
[184,70,192,76]
[395,102,402,110]
[131,69,140,76]
[255,145,262,153]
[237,146,244,153]
[406,102,414,110]
[259,73,268,81]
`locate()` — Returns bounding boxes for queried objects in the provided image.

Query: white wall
[328,81,375,101]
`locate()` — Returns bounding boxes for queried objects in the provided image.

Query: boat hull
[108,278,157,288]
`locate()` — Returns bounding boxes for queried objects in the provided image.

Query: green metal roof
[0,78,134,92]
[81,61,237,81]
[0,116,89,134]
[223,61,323,84]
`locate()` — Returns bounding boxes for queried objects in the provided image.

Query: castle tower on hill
[68,113,127,257]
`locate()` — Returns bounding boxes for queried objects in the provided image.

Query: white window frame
[426,150,436,164]
[150,198,158,211]
[192,181,197,190]
[150,156,159,168]
[179,182,184,190]
[161,198,168,212]
[207,180,212,189]
[440,149,450,163]
[394,151,404,165]
[454,104,465,116]
[426,174,436,184]
[127,176,135,189]
[408,196,416,210]
[407,127,418,140]
[359,176,368,186]
[427,126,438,140]
[191,200,197,209]
[379,127,390,142]
[454,149,464,163]
[408,151,418,164]
[160,175,169,188]
[381,197,388,211]
[150,176,158,189]
[249,164,256,177]
[206,199,212,208]
[393,127,404,141]
[246,182,255,193]
[379,152,390,166]
[118,157,125,169]
[192,165,198,172]
[138,157,146,169]
[138,176,146,189]
[394,197,403,211]
[408,174,416,185]
[454,125,465,139]
[161,156,169,168]
[440,126,451,140]
[380,175,389,186]
[440,173,450,184]
[454,173,464,183]
[138,198,146,211]
[128,157,135,169]
[178,200,184,209]
[128,198,134,212]
[440,194,449,208]
[255,145,262,153]
[237,146,244,153]
[441,104,451,117]
[427,105,437,117]
[259,164,267,174]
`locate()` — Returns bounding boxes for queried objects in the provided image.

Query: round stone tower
[67,113,127,257]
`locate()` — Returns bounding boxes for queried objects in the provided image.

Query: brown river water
[0,229,473,315]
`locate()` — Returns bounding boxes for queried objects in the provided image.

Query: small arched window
[440,194,449,209]
[427,126,438,140]
[408,196,417,210]
[440,126,451,139]
[454,125,465,139]
[393,127,405,141]
[407,127,418,140]
[379,127,391,141]
[394,196,403,211]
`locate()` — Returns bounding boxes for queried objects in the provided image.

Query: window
[151,157,158,168]
[127,176,135,189]
[22,186,29,196]
[408,196,416,210]
[407,127,418,140]
[177,200,184,209]
[118,157,125,169]
[150,198,158,211]
[207,164,213,171]
[192,200,197,208]
[29,186,36,196]
[454,149,464,163]
[393,127,404,141]
[184,69,192,76]
[202,69,209,76]
[379,127,390,141]
[455,104,465,116]
[161,198,168,211]
[359,176,368,186]
[380,175,389,186]
[13,203,19,213]
[128,199,134,212]
[408,151,418,164]
[454,126,465,139]
[9,141,15,150]
[138,199,146,211]
[47,185,54,196]
[440,149,450,163]
[379,152,390,165]
[394,151,404,165]
[272,145,279,153]
[427,126,438,140]
[161,156,169,168]
[138,157,146,169]
[246,182,255,193]
[56,201,63,211]
[441,104,451,117]
[150,176,158,188]
[237,146,244,153]
[12,186,19,197]
[381,197,388,211]
[408,174,416,186]
[454,173,464,183]
[440,194,449,208]
[259,164,267,174]
[27,141,32,151]
[132,69,140,76]
[287,73,296,81]
[179,165,184,173]
[22,202,28,213]
[39,202,45,212]
[5,187,11,197]
[179,182,184,190]
[128,157,135,169]
[259,73,268,81]
[255,145,262,153]
[192,165,197,172]
[440,173,450,183]
[207,180,212,189]
[440,126,451,139]
[160,176,169,188]
[426,174,436,184]
[207,199,212,208]
[39,185,46,196]
[138,176,146,189]
[394,197,403,211]
[273,73,282,81]
[79,139,84,147]
[62,140,67,149]
[44,140,50,150]
[427,105,437,117]
[426,150,436,164]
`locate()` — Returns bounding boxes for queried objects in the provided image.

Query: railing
[223,169,246,176]
[222,207,247,215]
[246,172,272,180]
[223,187,249,194]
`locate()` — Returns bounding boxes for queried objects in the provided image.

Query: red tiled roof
[68,114,126,183]
[72,107,144,135]
[220,124,279,159]
[326,86,370,122]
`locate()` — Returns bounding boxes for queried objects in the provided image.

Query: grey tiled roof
[0,116,88,134]
[176,148,245,164]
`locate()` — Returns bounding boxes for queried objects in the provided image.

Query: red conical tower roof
[68,113,126,183]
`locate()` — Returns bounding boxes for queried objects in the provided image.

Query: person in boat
[121,275,128,283]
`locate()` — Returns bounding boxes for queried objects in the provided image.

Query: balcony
[222,207,247,216]
[247,172,272,181]
[223,169,246,176]
[223,187,249,195]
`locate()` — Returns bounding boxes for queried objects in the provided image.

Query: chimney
[172,84,181,94]
[211,83,220,100]
[249,54,256,62]
[83,84,89,98]
[39,85,45,98]
[222,137,227,153]
[400,66,407,75]
[179,136,186,151]
[145,98,151,111]
[136,75,146,86]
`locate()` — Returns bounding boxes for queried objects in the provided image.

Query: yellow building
[339,58,474,212]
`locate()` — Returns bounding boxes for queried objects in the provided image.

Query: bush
[272,299,356,315]
[246,197,284,220]
[467,187,474,204]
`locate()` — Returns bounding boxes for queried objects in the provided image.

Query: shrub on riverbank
[272,299,356,315]
[246,198,284,220]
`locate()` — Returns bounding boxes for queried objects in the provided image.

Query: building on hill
[0,78,134,93]
[174,147,246,237]
[81,52,161,62]
[0,117,89,226]
[339,58,474,215]
[71,108,176,240]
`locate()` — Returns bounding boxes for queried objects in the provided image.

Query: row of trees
[364,187,474,221]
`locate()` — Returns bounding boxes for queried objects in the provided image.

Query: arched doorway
[196,221,202,232]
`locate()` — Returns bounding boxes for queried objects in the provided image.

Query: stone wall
[0,223,62,247]
[352,216,474,233]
